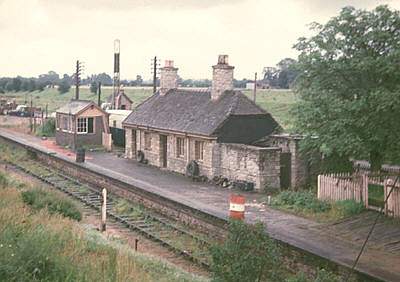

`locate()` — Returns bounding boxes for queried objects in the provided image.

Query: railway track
[1,148,211,271]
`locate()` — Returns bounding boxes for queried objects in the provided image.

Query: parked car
[7,105,31,117]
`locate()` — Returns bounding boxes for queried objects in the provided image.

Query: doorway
[280,152,291,189]
[160,135,167,168]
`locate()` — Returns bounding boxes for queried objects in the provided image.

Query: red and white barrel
[229,194,245,219]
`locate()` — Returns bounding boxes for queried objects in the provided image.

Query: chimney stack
[211,55,234,100]
[160,60,178,96]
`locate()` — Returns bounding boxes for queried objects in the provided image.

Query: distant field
[2,87,298,130]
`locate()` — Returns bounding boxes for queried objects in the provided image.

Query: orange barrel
[229,194,245,219]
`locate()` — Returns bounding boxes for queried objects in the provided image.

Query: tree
[11,77,22,92]
[276,58,299,89]
[57,81,70,94]
[89,81,98,94]
[293,5,400,171]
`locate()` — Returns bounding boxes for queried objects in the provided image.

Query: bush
[209,219,282,282]
[334,200,365,218]
[273,190,331,213]
[22,188,82,221]
[57,81,70,94]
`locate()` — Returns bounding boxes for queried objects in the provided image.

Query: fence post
[317,175,321,199]
[101,188,107,232]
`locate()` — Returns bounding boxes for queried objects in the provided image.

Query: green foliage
[22,188,82,221]
[57,81,70,94]
[334,200,365,218]
[273,190,331,213]
[37,118,56,137]
[293,5,400,171]
[209,219,282,282]
[286,269,343,282]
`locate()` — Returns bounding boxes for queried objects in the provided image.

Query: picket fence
[318,173,400,217]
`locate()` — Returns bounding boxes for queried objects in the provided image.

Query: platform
[0,128,399,281]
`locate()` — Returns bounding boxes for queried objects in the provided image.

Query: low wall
[216,143,281,190]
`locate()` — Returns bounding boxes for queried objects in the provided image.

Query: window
[176,137,185,158]
[195,141,204,161]
[56,115,60,129]
[77,118,87,133]
[61,115,72,132]
[144,132,151,150]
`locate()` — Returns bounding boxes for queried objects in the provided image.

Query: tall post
[97,82,102,107]
[153,56,157,94]
[75,60,80,100]
[101,188,107,232]
[253,72,257,103]
[113,39,120,109]
[29,95,33,132]
[45,104,48,119]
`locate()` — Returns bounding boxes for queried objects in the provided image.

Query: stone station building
[122,56,286,190]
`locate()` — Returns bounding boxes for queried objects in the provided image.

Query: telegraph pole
[75,60,84,100]
[151,56,160,94]
[253,72,257,103]
[97,82,102,107]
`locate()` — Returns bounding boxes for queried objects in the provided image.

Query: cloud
[38,0,246,11]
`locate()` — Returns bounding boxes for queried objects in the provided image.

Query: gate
[280,152,291,189]
[110,127,125,147]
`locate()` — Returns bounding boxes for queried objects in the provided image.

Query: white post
[101,188,107,232]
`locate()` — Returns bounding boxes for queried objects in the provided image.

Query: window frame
[195,140,204,161]
[176,136,185,158]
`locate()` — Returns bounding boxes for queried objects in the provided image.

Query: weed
[334,200,365,218]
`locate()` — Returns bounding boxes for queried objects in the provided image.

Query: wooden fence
[318,173,400,217]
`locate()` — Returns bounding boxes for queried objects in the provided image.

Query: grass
[21,187,82,221]
[0,171,206,282]
[5,87,298,131]
[269,189,365,222]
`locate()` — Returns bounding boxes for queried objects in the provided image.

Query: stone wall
[211,64,234,100]
[214,143,281,190]
[160,64,178,96]
[125,127,281,190]
[269,135,309,188]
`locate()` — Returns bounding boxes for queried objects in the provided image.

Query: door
[280,152,291,189]
[160,135,167,168]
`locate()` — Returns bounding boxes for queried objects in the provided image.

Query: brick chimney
[160,60,178,96]
[211,55,234,100]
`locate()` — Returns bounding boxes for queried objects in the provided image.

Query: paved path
[1,128,399,281]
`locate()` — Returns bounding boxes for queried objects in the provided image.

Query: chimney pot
[165,60,174,67]
[218,55,229,65]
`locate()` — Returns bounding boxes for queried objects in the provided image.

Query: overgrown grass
[21,188,82,221]
[0,177,205,281]
[271,190,365,221]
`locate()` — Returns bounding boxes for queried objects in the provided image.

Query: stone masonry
[211,55,234,100]
[160,60,178,96]
[125,128,281,190]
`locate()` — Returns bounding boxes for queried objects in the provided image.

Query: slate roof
[123,89,277,137]
[56,100,92,115]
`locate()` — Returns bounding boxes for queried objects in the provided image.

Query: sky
[0,0,399,80]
